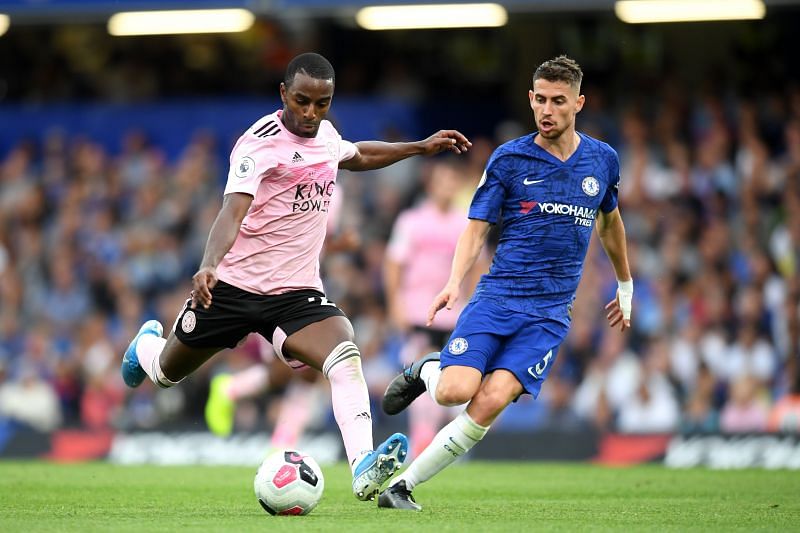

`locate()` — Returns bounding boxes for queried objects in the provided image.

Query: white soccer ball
[254,449,325,516]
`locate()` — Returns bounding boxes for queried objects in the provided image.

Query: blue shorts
[440,298,569,398]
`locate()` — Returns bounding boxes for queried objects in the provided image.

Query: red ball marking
[278,506,305,516]
[272,464,298,488]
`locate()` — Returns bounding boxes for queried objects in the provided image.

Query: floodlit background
[0,0,798,466]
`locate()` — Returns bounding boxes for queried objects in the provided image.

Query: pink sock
[227,365,270,401]
[323,341,373,472]
[136,335,166,383]
[270,381,314,449]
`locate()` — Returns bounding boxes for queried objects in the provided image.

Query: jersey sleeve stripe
[253,120,274,135]
[258,123,280,138]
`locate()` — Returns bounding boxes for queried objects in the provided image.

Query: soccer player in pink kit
[203,191,356,441]
[384,160,482,456]
[120,52,471,501]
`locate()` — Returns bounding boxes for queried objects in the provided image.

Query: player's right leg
[382,352,443,415]
[122,325,222,389]
[382,357,482,414]
[401,331,459,457]
[121,320,165,388]
[382,302,495,415]
[122,281,256,389]
[277,311,408,501]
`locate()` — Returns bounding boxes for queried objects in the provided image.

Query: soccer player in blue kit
[378,55,634,510]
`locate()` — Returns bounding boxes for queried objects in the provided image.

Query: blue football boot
[352,432,409,501]
[121,320,163,388]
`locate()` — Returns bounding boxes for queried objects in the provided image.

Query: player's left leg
[378,370,522,511]
[279,314,408,501]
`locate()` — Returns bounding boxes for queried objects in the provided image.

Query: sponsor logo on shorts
[181,310,196,333]
[448,337,468,355]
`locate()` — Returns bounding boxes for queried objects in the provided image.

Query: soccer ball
[254,449,325,516]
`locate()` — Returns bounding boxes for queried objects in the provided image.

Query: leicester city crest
[181,310,196,333]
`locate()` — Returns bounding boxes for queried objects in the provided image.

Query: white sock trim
[151,355,182,389]
[322,341,360,378]
[455,411,490,441]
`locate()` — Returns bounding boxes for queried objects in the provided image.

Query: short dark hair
[284,53,335,87]
[533,55,583,91]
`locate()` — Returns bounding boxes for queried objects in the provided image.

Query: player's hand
[605,284,633,332]
[427,283,459,326]
[420,130,472,155]
[191,266,218,309]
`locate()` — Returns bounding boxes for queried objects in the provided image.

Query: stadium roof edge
[2,0,799,24]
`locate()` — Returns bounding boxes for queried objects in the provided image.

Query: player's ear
[279,82,287,105]
[575,94,585,113]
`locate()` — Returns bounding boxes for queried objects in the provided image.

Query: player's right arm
[192,192,253,309]
[427,219,491,326]
[192,119,277,309]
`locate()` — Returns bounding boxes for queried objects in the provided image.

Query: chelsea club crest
[448,337,469,355]
[581,176,599,196]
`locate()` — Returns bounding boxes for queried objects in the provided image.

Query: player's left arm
[596,207,633,331]
[339,130,471,171]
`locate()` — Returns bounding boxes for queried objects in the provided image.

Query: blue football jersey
[469,132,620,324]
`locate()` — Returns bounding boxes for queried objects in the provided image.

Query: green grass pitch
[1,461,798,532]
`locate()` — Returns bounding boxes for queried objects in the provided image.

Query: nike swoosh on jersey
[523,178,545,185]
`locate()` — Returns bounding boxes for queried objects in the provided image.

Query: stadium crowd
[0,78,799,437]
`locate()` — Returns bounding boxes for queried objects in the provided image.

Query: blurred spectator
[679,364,720,434]
[719,376,770,433]
[616,338,681,434]
[572,331,640,430]
[767,372,800,433]
[0,364,62,432]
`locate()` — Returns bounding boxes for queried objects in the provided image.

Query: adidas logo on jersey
[292,152,304,163]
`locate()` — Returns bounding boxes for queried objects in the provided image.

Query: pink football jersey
[387,201,468,329]
[217,110,357,295]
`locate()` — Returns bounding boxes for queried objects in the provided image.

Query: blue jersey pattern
[469,132,620,324]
